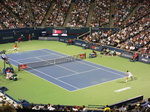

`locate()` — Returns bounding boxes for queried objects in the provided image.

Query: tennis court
[7,49,125,91]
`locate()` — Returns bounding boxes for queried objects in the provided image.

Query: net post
[54,58,55,65]
[3,60,6,74]
[18,64,20,71]
[84,53,86,59]
[3,60,6,69]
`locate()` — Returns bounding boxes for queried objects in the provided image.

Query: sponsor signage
[74,40,103,51]
[3,36,14,40]
[138,57,150,64]
[121,52,150,64]
[120,52,133,59]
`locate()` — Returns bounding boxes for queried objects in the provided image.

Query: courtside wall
[0,27,149,64]
[0,28,40,44]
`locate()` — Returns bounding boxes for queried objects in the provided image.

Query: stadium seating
[0,0,150,111]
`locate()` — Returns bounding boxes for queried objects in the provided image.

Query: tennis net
[18,53,86,70]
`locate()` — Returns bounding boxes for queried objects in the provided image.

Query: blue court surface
[7,49,125,91]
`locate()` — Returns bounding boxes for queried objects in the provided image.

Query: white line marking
[31,69,79,90]
[8,57,75,91]
[76,61,125,77]
[16,55,48,61]
[71,77,126,92]
[17,54,60,61]
[77,61,99,69]
[57,68,100,79]
[8,58,22,64]
[6,50,80,91]
[35,57,78,73]
[56,65,78,73]
[57,61,123,78]
[41,49,63,56]
[78,59,125,74]
[7,49,126,91]
[114,87,131,92]
[8,48,20,51]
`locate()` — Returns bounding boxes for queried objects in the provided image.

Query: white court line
[8,58,22,64]
[9,49,125,78]
[42,49,83,58]
[41,49,63,57]
[9,49,61,62]
[76,60,125,76]
[8,48,20,51]
[16,54,55,61]
[41,49,125,77]
[30,68,79,90]
[9,57,79,90]
[14,50,124,79]
[41,49,125,78]
[56,65,79,73]
[57,65,124,79]
[8,49,126,91]
[57,68,100,79]
[114,87,131,92]
[56,61,124,78]
[35,57,79,73]
[76,61,99,69]
[34,55,122,80]
[72,76,126,92]
[9,60,126,92]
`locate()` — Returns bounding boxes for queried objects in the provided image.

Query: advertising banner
[120,52,133,59]
[138,57,150,64]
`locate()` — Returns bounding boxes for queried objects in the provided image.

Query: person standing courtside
[1,52,10,64]
[1,52,8,61]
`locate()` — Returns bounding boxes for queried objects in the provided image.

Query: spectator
[103,105,111,112]
[32,105,40,110]
[0,105,17,112]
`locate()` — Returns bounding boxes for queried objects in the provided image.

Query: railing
[77,31,90,40]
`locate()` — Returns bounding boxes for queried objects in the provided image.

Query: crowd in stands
[0,91,88,112]
[0,92,22,112]
[1,90,150,112]
[25,103,87,111]
[0,0,149,29]
[0,2,25,29]
[113,0,138,27]
[45,0,71,27]
[82,0,150,56]
[119,0,150,28]
[90,0,110,28]
[67,0,91,27]
[115,15,149,50]
[30,0,53,26]
[3,0,30,27]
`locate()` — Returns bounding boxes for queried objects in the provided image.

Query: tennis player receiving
[125,70,133,82]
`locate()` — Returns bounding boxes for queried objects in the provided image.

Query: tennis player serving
[125,70,133,82]
[14,43,19,53]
